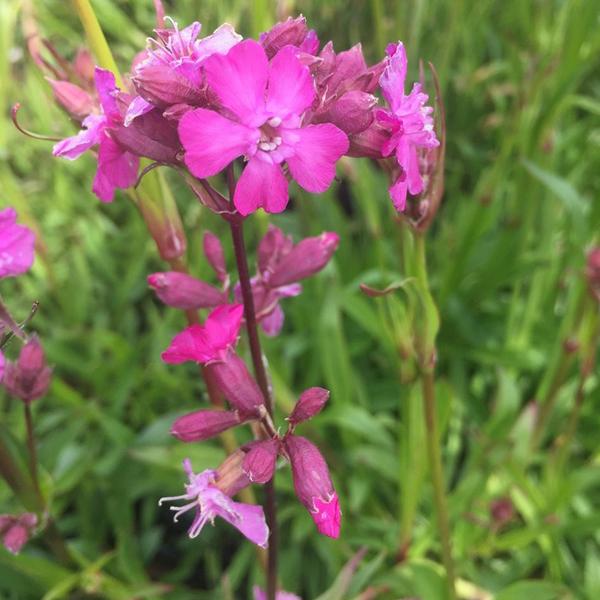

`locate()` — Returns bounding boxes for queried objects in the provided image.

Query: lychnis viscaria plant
[16,2,444,598]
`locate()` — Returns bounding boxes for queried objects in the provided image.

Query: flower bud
[257,226,293,278]
[269,232,339,287]
[314,90,377,135]
[490,497,515,529]
[47,79,94,120]
[346,121,389,158]
[148,271,224,309]
[0,513,37,555]
[3,336,52,403]
[586,247,600,302]
[208,354,264,416]
[133,64,206,108]
[260,16,310,59]
[203,232,228,283]
[214,448,251,496]
[242,439,279,484]
[171,409,242,442]
[284,435,341,538]
[288,387,330,426]
[73,48,95,84]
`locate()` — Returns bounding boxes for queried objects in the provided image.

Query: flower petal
[52,114,105,160]
[204,39,269,125]
[260,303,285,336]
[94,67,120,121]
[379,42,407,112]
[92,135,139,202]
[124,95,154,126]
[215,498,269,548]
[286,124,348,193]
[179,108,256,178]
[266,46,315,119]
[234,158,289,215]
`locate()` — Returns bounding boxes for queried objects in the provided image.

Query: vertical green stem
[23,404,39,495]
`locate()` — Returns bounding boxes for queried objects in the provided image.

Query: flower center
[257,117,283,152]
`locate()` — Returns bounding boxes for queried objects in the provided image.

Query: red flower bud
[208,353,264,416]
[260,16,310,59]
[269,232,339,287]
[242,439,279,483]
[3,336,52,403]
[148,272,224,309]
[284,435,341,538]
[0,513,37,555]
[288,387,330,426]
[314,90,377,135]
[133,65,206,107]
[171,409,242,442]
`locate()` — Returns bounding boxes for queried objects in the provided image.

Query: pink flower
[53,68,139,202]
[377,42,439,212]
[0,513,37,555]
[158,459,269,547]
[284,435,341,538]
[0,207,35,279]
[179,40,349,215]
[253,586,301,600]
[161,303,243,364]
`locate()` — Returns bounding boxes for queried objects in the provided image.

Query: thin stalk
[23,404,39,495]
[229,218,278,600]
[422,372,457,600]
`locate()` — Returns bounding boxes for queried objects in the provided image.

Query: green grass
[1,0,599,598]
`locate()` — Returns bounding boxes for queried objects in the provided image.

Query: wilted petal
[204,39,269,125]
[286,124,348,193]
[234,158,289,216]
[266,46,315,120]
[179,108,257,179]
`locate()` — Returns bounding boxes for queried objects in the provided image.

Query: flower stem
[23,404,39,495]
[228,211,278,600]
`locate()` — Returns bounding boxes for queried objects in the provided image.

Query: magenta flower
[377,42,439,211]
[178,40,349,215]
[53,68,139,202]
[161,303,243,364]
[0,207,35,279]
[159,459,269,547]
[0,513,37,555]
[253,586,301,600]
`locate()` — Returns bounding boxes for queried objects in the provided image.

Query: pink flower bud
[346,121,390,159]
[171,409,242,442]
[208,353,264,416]
[203,232,228,283]
[284,435,341,538]
[148,272,224,310]
[288,387,330,426]
[133,64,206,107]
[269,232,340,287]
[315,90,377,135]
[47,79,94,120]
[260,16,311,59]
[0,513,37,555]
[73,48,95,84]
[3,336,52,403]
[257,226,293,278]
[242,439,279,483]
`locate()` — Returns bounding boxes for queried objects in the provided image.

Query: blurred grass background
[1,0,599,598]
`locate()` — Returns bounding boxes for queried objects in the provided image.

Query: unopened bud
[260,16,309,59]
[208,354,264,416]
[148,272,224,309]
[214,448,250,496]
[257,226,293,277]
[0,513,37,555]
[284,435,341,538]
[288,387,329,426]
[3,336,52,403]
[269,233,339,287]
[242,439,279,484]
[133,65,206,107]
[47,79,94,120]
[203,232,228,283]
[315,91,377,135]
[346,122,389,159]
[171,409,242,442]
[490,497,514,529]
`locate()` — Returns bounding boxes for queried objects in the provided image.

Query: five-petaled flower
[158,459,269,547]
[179,39,349,215]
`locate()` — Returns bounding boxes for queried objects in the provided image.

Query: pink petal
[2,524,29,554]
[179,108,257,178]
[234,158,289,215]
[312,493,341,539]
[195,23,242,62]
[216,498,269,548]
[204,39,269,126]
[161,324,210,364]
[286,124,348,193]
[379,42,407,112]
[124,95,154,126]
[52,114,105,159]
[406,143,424,195]
[260,303,285,336]
[0,207,35,279]
[92,135,138,202]
[266,46,315,119]
[389,176,408,212]
[203,304,244,351]
[94,67,120,121]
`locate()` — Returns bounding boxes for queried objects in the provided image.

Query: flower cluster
[46,14,438,215]
[160,302,341,541]
[148,225,339,336]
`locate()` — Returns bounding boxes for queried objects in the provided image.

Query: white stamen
[268,117,282,127]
